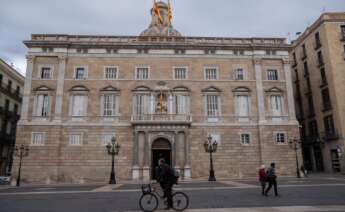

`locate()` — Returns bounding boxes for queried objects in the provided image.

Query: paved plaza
[1,175,345,212]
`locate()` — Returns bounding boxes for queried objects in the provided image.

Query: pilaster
[132,131,140,180]
[53,55,67,122]
[254,58,266,124]
[20,55,35,122]
[283,58,297,121]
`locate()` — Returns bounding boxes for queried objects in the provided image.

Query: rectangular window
[317,51,324,66]
[321,88,332,110]
[14,104,18,115]
[104,67,118,79]
[7,80,12,90]
[276,133,286,144]
[69,133,82,146]
[204,68,218,80]
[303,61,309,76]
[270,95,283,116]
[320,67,327,85]
[307,95,315,116]
[236,95,249,117]
[71,95,87,116]
[315,32,321,48]
[206,95,219,116]
[134,94,150,115]
[75,67,86,79]
[31,133,45,146]
[0,74,2,85]
[267,69,278,80]
[341,25,345,39]
[241,133,251,145]
[101,134,115,146]
[35,94,49,117]
[175,95,188,114]
[309,120,318,138]
[16,86,20,95]
[302,44,307,58]
[103,94,116,116]
[234,69,244,80]
[40,67,52,79]
[174,67,187,80]
[324,115,335,136]
[136,67,149,80]
[292,52,297,65]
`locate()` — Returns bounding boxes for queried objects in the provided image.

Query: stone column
[54,55,67,122]
[132,131,140,180]
[20,55,35,122]
[184,131,191,179]
[174,132,180,170]
[143,132,150,181]
[254,58,266,123]
[283,59,297,121]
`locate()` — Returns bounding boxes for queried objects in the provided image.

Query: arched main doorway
[151,138,172,180]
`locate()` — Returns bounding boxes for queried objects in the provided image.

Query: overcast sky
[1,0,345,75]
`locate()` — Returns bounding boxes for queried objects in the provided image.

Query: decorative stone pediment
[100,85,120,92]
[265,87,283,93]
[132,86,152,92]
[69,85,89,92]
[172,86,190,92]
[202,86,222,93]
[232,86,251,93]
[33,85,54,91]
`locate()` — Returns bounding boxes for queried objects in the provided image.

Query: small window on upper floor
[104,67,118,79]
[0,74,3,85]
[204,67,218,80]
[7,80,12,90]
[267,69,278,80]
[234,68,245,80]
[275,132,286,144]
[315,32,322,49]
[136,67,149,80]
[74,67,87,80]
[240,133,251,145]
[40,67,52,79]
[31,132,45,146]
[174,67,187,80]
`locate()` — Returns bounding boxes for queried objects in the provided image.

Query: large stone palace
[13,1,300,183]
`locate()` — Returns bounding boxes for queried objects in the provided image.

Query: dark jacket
[156,164,175,184]
[266,167,277,179]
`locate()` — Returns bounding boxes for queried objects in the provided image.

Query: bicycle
[139,183,189,212]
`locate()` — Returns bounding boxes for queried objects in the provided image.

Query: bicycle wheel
[139,193,159,212]
[172,192,189,211]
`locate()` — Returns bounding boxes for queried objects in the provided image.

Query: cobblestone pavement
[0,176,345,212]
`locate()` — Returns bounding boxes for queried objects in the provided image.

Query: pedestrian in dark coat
[265,162,278,196]
[156,159,175,210]
[258,165,267,195]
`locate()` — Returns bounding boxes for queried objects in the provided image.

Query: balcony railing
[131,114,192,124]
[0,82,22,101]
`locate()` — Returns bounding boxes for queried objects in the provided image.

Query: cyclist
[155,158,176,210]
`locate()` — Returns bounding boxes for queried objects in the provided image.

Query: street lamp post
[204,135,218,181]
[289,138,301,178]
[106,136,120,184]
[14,144,29,187]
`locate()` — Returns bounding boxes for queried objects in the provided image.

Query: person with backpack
[265,162,278,197]
[156,158,178,210]
[258,165,267,195]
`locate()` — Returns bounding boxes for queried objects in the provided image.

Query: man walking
[156,158,175,210]
[265,162,278,196]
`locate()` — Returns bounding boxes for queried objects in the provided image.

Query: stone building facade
[291,13,345,173]
[0,58,24,176]
[12,1,300,184]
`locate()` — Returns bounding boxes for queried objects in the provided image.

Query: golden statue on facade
[156,91,168,113]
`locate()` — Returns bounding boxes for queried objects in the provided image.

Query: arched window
[32,86,54,118]
[69,86,89,117]
[202,86,222,122]
[233,87,251,122]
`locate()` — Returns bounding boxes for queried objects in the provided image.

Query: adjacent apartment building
[0,59,24,176]
[12,1,300,184]
[291,13,345,173]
